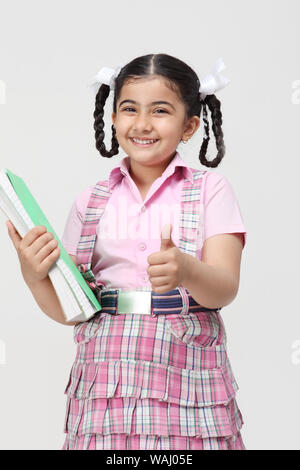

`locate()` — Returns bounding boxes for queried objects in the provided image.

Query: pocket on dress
[162,309,225,348]
[73,311,107,345]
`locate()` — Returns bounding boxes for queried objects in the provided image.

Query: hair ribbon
[88,64,124,96]
[88,57,230,99]
[199,57,230,100]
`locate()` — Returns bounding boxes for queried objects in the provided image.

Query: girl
[6,53,247,450]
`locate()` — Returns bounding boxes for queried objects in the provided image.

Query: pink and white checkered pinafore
[62,168,245,450]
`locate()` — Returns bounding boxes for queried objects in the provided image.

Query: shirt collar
[108,151,194,191]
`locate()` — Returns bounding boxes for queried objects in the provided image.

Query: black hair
[93,53,225,168]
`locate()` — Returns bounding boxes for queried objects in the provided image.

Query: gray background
[0,0,299,450]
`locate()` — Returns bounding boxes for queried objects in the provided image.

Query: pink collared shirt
[61,152,247,290]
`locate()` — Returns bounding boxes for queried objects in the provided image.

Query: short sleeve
[61,186,94,255]
[203,172,247,248]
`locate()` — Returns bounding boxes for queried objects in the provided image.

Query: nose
[132,111,153,133]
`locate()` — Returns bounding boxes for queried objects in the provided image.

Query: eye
[122,107,136,112]
[154,109,168,114]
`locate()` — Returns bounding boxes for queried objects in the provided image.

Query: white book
[0,169,102,323]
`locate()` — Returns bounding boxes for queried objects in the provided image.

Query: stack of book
[0,169,102,323]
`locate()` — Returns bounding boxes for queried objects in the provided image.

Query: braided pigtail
[199,94,225,168]
[93,83,119,158]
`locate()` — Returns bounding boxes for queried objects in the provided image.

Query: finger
[38,245,60,272]
[28,231,56,258]
[6,220,22,249]
[34,237,59,264]
[147,264,169,277]
[21,225,48,249]
[152,282,171,294]
[150,275,170,287]
[161,223,172,240]
[160,224,174,251]
[148,251,169,266]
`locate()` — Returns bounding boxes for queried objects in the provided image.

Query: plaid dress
[62,168,245,450]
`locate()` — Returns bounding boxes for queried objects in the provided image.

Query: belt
[99,288,221,315]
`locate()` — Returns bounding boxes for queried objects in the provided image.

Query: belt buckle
[117,291,152,315]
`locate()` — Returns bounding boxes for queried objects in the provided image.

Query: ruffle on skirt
[63,358,238,407]
[63,395,243,439]
[62,429,245,450]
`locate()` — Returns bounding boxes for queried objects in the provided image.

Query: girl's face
[112,76,199,169]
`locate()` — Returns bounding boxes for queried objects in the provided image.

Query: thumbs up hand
[147,224,188,294]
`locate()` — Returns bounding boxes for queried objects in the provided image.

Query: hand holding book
[6,221,61,287]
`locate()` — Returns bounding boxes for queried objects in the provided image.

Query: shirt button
[143,274,149,282]
[139,243,146,251]
[141,205,146,213]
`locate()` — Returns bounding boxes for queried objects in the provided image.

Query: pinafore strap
[179,168,207,257]
[76,180,112,298]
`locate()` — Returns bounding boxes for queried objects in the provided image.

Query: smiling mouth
[130,137,159,147]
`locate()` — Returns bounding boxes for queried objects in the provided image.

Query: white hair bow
[199,57,230,100]
[88,63,124,96]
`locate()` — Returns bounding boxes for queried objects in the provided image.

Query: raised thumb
[160,223,174,251]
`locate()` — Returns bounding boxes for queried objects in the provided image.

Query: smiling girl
[6,54,247,450]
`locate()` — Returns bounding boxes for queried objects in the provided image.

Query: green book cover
[5,169,101,312]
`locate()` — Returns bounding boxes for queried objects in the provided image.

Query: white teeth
[132,138,158,145]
